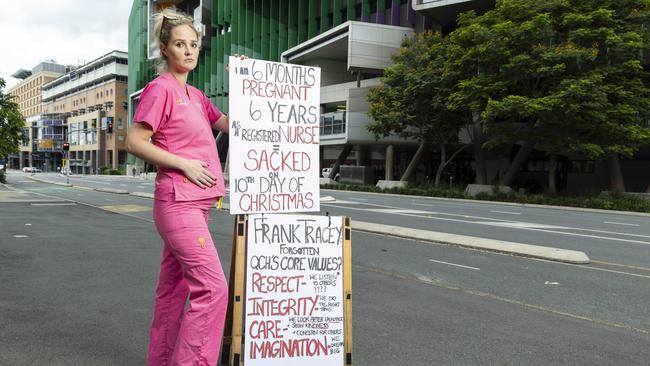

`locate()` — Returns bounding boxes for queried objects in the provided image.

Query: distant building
[42,51,129,174]
[7,61,66,170]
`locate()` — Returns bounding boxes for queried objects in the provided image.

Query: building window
[117,117,123,129]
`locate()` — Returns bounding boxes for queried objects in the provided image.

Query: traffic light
[107,122,113,133]
[63,142,70,151]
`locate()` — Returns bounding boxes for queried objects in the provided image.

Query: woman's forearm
[212,114,229,133]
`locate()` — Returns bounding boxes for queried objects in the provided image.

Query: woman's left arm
[212,114,229,133]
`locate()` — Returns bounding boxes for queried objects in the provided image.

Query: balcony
[412,0,495,27]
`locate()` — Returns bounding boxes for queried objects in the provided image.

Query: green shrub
[99,166,123,175]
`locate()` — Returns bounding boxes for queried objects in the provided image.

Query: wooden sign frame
[221,214,353,366]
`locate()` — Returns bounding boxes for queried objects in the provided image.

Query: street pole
[65,151,70,185]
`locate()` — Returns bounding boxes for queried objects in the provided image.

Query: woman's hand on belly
[180,159,216,189]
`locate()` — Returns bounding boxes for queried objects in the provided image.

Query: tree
[367,31,467,186]
[0,78,25,161]
[448,0,650,192]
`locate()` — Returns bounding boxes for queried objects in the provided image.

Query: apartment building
[42,51,129,174]
[7,61,66,170]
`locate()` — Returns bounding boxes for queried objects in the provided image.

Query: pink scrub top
[133,73,225,201]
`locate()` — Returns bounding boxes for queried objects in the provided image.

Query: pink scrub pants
[148,196,228,366]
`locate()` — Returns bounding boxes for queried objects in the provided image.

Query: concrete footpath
[26,175,591,264]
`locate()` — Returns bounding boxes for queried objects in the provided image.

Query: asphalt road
[2,171,649,365]
[26,171,650,267]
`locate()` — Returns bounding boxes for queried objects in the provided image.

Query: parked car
[22,167,41,173]
[321,167,339,180]
[321,168,331,178]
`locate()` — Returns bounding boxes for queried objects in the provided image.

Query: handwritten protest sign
[244,214,345,366]
[228,57,321,214]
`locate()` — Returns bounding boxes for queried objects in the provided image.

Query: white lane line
[13,235,28,238]
[327,201,650,239]
[604,221,640,227]
[367,208,433,215]
[30,203,76,206]
[413,203,435,207]
[479,222,568,230]
[490,210,521,215]
[429,259,480,271]
[325,203,650,246]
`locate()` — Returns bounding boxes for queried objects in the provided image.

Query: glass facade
[128,0,419,115]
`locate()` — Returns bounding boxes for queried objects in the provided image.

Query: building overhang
[281,21,414,74]
[11,69,32,79]
[412,0,495,28]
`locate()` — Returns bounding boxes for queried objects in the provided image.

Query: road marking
[429,259,480,271]
[30,202,76,206]
[137,186,145,188]
[13,235,28,238]
[25,223,31,226]
[327,203,650,246]
[105,199,113,201]
[518,227,650,246]
[604,221,640,227]
[99,204,151,213]
[412,203,435,207]
[591,260,650,272]
[490,210,521,215]
[357,263,650,335]
[120,184,127,187]
[367,208,433,215]
[479,221,566,229]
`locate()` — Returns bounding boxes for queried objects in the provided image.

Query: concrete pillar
[19,152,24,169]
[385,145,394,180]
[45,153,51,172]
[92,150,97,175]
[330,144,353,179]
[319,145,325,170]
[356,145,369,166]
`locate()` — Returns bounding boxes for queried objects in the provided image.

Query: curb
[130,191,155,199]
[95,188,129,194]
[353,221,590,264]
[27,175,72,187]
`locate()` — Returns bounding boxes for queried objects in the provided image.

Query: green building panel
[128,0,410,117]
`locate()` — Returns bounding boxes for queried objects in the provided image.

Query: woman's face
[162,24,199,74]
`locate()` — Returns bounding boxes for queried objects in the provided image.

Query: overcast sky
[0,0,133,90]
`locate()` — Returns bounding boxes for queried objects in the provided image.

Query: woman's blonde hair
[152,7,200,73]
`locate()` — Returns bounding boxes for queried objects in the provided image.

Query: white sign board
[244,214,345,365]
[228,57,321,214]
